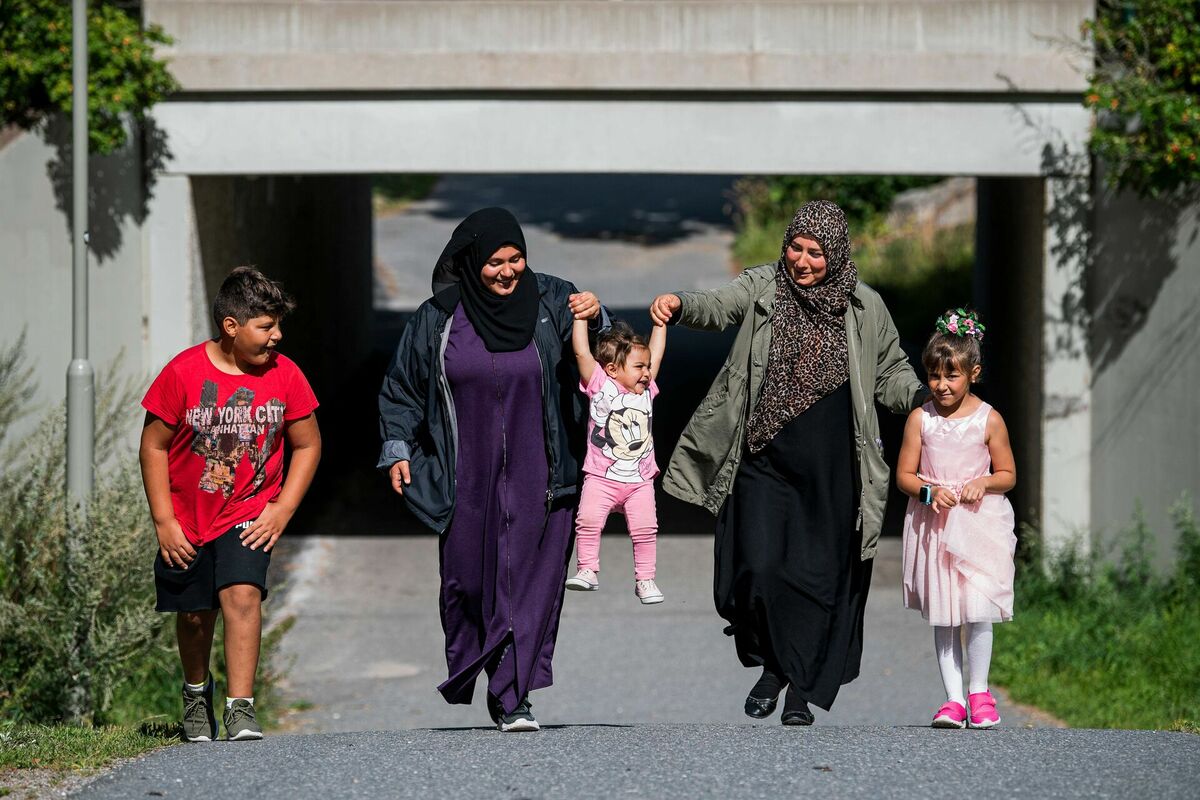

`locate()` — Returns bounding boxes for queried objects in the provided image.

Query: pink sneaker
[968,691,1001,728]
[931,700,967,729]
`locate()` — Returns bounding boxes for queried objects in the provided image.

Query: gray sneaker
[223,699,264,741]
[181,677,217,742]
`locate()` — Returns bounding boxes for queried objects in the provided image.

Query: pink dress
[901,400,1016,627]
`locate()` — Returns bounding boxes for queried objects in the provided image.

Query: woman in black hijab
[379,207,604,731]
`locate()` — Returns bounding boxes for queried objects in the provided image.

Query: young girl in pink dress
[898,308,1017,729]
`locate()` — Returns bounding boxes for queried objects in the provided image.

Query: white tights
[933,622,993,705]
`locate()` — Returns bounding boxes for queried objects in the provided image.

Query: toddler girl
[897,308,1017,729]
[566,319,666,604]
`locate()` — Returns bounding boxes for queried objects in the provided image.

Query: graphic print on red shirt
[142,343,318,545]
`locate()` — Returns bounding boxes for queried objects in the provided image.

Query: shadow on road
[421,173,738,245]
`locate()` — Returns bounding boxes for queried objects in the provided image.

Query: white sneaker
[635,579,664,604]
[565,568,599,591]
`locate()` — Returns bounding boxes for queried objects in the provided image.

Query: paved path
[271,535,1040,730]
[75,527,1200,799]
[373,173,738,311]
[79,725,1198,799]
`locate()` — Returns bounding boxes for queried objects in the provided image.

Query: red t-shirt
[142,343,319,545]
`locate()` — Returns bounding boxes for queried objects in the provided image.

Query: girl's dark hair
[921,308,984,380]
[211,266,296,333]
[594,320,649,368]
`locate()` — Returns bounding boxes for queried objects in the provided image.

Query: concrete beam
[152,96,1090,176]
[146,1,1093,93]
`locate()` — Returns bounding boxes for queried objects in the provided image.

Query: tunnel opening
[185,173,1043,541]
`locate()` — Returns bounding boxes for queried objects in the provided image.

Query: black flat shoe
[780,687,815,726]
[744,667,785,719]
[744,694,778,718]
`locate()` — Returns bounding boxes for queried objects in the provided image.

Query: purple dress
[436,305,575,715]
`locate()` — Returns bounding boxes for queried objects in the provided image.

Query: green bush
[0,0,178,155]
[728,175,973,335]
[1084,0,1200,198]
[993,498,1200,729]
[0,341,291,728]
[372,174,440,215]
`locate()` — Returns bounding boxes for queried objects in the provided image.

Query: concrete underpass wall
[0,125,149,444]
[1090,190,1200,566]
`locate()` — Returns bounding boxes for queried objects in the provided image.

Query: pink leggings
[575,475,657,580]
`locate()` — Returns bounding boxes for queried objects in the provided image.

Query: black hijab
[431,207,540,353]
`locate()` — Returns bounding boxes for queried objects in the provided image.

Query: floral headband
[936,308,986,341]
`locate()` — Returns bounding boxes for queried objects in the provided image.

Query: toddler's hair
[922,307,984,380]
[595,320,649,368]
[211,266,296,333]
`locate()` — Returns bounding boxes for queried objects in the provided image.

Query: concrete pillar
[974,178,1045,540]
[1041,175,1093,554]
[142,174,206,371]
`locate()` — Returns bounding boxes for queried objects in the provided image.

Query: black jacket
[378,272,597,533]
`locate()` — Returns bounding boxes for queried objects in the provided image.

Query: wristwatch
[919,484,934,506]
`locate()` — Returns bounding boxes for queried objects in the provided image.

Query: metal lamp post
[66,0,93,511]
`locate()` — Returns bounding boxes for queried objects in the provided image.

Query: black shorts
[154,522,271,613]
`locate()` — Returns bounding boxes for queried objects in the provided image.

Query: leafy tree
[1084,0,1200,198]
[731,175,940,233]
[0,0,177,155]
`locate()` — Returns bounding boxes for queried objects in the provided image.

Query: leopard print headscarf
[745,200,859,453]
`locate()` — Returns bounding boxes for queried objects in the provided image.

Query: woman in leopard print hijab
[651,199,924,726]
[745,200,859,453]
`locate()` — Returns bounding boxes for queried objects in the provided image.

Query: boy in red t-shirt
[140,267,321,741]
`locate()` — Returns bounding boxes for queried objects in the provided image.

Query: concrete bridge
[2,1,1197,559]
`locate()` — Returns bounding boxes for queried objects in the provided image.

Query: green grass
[993,588,1200,729]
[0,723,177,771]
[372,174,439,215]
[992,502,1200,730]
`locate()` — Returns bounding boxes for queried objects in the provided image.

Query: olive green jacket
[662,264,925,560]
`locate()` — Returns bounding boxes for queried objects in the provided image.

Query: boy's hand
[650,294,680,326]
[568,291,600,320]
[960,478,988,504]
[931,487,958,514]
[156,519,197,567]
[241,502,294,552]
[390,460,411,496]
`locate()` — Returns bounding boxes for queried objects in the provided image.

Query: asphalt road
[78,725,1199,799]
[76,536,1200,798]
[269,535,1041,731]
[373,173,739,311]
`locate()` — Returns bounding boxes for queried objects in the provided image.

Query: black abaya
[714,381,872,711]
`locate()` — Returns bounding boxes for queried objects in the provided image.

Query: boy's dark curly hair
[594,320,649,368]
[211,266,296,334]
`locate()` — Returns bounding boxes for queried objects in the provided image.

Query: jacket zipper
[437,316,458,531]
[532,337,556,513]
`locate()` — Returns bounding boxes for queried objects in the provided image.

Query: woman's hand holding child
[649,294,681,326]
[569,291,601,320]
